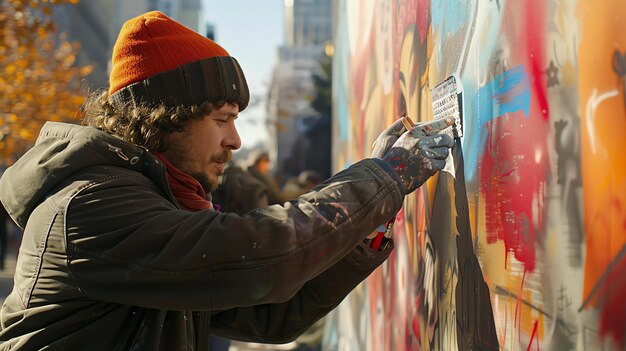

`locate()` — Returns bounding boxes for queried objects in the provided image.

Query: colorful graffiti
[326,0,626,350]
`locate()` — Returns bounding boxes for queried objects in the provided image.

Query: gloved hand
[371,117,409,158]
[382,117,455,194]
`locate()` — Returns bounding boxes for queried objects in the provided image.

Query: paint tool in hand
[369,116,454,251]
[431,75,463,139]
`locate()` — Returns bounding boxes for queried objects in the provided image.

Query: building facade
[284,0,332,47]
[268,0,333,180]
[53,0,115,90]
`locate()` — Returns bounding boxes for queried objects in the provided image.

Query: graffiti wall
[325,0,626,350]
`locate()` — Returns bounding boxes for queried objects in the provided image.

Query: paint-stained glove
[382,117,455,194]
[371,118,409,158]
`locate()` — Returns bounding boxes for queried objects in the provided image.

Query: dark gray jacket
[0,122,404,350]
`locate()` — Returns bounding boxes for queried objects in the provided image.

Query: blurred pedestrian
[246,151,304,204]
[283,170,323,195]
[0,11,454,350]
[211,164,268,214]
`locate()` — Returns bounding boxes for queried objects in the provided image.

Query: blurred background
[0,0,332,178]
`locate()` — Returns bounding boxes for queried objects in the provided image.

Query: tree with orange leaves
[0,0,91,165]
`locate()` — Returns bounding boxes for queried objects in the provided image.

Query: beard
[192,150,232,192]
[190,172,214,193]
[166,147,232,193]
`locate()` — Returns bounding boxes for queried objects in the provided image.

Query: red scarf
[154,153,213,212]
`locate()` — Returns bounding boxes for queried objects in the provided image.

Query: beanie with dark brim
[108,11,249,111]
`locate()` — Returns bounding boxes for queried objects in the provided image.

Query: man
[0,11,454,350]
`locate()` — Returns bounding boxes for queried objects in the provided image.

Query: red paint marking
[504,249,508,270]
[527,320,541,351]
[412,291,422,341]
[482,122,546,272]
[525,0,550,120]
[480,0,551,272]
[502,307,508,350]
[515,269,527,343]
[531,60,550,121]
[501,168,516,178]
[515,296,521,342]
[597,250,626,347]
[416,1,429,44]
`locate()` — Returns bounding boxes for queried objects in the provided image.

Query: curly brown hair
[81,90,225,152]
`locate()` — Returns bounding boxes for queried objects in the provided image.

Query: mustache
[211,150,232,163]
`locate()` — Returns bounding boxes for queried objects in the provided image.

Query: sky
[203,0,285,149]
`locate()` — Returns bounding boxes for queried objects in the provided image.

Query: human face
[163,102,241,192]
[257,158,270,176]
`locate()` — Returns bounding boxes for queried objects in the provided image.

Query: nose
[223,124,241,150]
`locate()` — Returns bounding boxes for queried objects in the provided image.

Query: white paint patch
[346,0,375,56]
[442,150,456,178]
[375,0,394,94]
[534,148,543,164]
[585,88,619,154]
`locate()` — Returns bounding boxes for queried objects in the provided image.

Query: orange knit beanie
[108,11,249,111]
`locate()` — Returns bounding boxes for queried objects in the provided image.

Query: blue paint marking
[431,0,465,36]
[463,65,531,181]
[431,0,471,65]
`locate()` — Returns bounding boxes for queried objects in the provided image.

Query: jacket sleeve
[65,158,404,311]
[208,241,393,343]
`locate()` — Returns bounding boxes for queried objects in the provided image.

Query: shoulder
[60,165,161,198]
